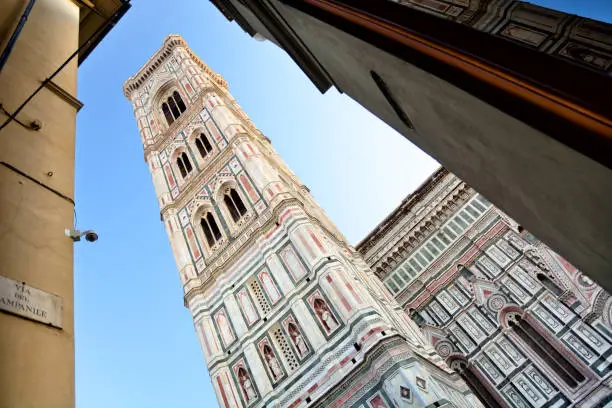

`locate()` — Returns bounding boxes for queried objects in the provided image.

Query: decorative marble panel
[484,343,515,375]
[447,284,470,305]
[214,307,236,348]
[573,322,610,355]
[457,314,487,343]
[540,293,573,324]
[497,336,526,366]
[501,277,530,305]
[509,265,540,294]
[476,354,504,385]
[502,384,531,408]
[257,269,282,305]
[511,372,548,408]
[524,365,556,397]
[486,245,512,268]
[468,307,497,334]
[496,239,520,259]
[476,255,502,277]
[438,290,460,314]
[532,305,563,333]
[449,323,476,353]
[562,332,598,364]
[236,288,259,327]
[505,231,528,251]
[278,244,308,282]
[429,300,451,323]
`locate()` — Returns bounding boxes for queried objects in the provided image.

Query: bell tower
[123,35,479,408]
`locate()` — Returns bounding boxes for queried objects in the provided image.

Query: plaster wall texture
[0,1,80,407]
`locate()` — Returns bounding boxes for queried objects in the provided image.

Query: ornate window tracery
[224,188,248,222]
[195,132,213,159]
[161,90,187,125]
[200,212,222,248]
[176,152,193,178]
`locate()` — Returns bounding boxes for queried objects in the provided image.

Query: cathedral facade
[123,36,481,408]
[357,168,612,407]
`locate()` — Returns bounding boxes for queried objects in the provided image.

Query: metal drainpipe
[0,0,37,73]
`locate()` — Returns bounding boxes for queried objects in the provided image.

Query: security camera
[65,229,99,242]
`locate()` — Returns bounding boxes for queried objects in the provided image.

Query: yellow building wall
[0,0,80,407]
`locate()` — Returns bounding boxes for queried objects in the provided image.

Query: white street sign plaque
[0,275,63,328]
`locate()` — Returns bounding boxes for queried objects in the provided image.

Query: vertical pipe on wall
[0,0,37,73]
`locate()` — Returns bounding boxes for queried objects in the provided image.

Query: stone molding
[183,198,352,306]
[370,182,472,278]
[123,34,227,98]
[357,167,450,254]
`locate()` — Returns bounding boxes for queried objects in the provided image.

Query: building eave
[77,0,131,65]
[355,166,448,253]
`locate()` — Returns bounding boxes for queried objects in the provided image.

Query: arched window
[200,212,222,247]
[162,103,174,125]
[176,152,193,178]
[162,90,188,125]
[167,97,180,119]
[451,360,502,408]
[195,133,213,158]
[509,315,585,388]
[537,273,564,296]
[173,91,187,113]
[224,188,248,222]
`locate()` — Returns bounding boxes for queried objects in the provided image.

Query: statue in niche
[238,367,257,403]
[288,323,308,356]
[263,345,283,380]
[314,298,338,332]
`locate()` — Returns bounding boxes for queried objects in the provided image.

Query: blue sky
[74,1,612,407]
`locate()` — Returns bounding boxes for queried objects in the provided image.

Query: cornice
[370,182,472,277]
[183,197,352,306]
[143,82,263,160]
[122,34,228,99]
[399,213,506,309]
[356,167,449,253]
[143,86,216,157]
[158,136,243,218]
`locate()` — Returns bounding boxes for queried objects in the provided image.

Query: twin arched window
[224,188,248,222]
[173,133,212,180]
[162,91,187,125]
[195,133,213,158]
[200,212,222,247]
[197,188,249,252]
[176,152,193,178]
